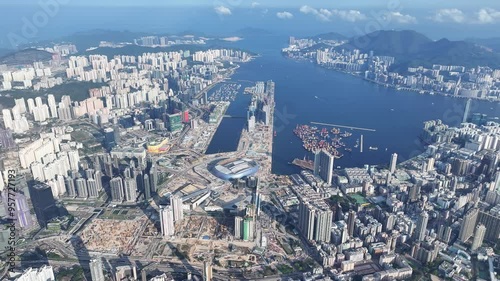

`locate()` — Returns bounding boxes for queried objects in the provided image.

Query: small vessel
[315,96,319,99]
[345,148,352,152]
[390,109,394,111]
[369,146,378,151]
[274,131,277,137]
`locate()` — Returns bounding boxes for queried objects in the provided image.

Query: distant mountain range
[308,30,500,71]
[0,49,53,66]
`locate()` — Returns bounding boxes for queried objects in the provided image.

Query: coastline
[287,56,500,103]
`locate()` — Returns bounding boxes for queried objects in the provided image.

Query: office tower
[143,174,151,200]
[437,224,452,244]
[150,165,158,193]
[427,157,435,172]
[65,177,76,197]
[242,217,255,241]
[110,177,124,202]
[90,258,105,281]
[314,149,334,185]
[414,211,429,242]
[478,210,500,242]
[170,195,184,222]
[234,216,243,239]
[203,261,213,281]
[347,210,356,237]
[123,178,137,203]
[458,208,479,242]
[480,151,499,178]
[384,213,396,231]
[452,158,468,176]
[463,99,471,123]
[2,109,13,129]
[167,113,182,132]
[75,178,88,198]
[409,185,421,203]
[390,153,398,174]
[29,182,59,228]
[471,224,486,251]
[160,206,175,237]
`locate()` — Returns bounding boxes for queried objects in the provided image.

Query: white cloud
[476,8,500,24]
[331,9,367,22]
[214,6,232,16]
[389,12,417,24]
[277,11,294,20]
[251,2,260,8]
[430,9,465,23]
[300,6,366,22]
[299,5,329,21]
[299,5,317,15]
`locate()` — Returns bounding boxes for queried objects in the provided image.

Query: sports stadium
[210,158,259,180]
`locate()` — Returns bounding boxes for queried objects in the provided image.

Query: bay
[206,35,500,175]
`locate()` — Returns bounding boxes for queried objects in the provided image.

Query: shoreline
[286,55,500,103]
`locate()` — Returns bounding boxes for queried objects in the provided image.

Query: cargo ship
[291,157,314,171]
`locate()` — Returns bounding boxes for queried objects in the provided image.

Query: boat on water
[274,131,277,137]
[340,131,352,137]
[369,146,379,151]
[293,124,352,157]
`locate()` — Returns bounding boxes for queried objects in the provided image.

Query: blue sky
[1,0,500,49]
[1,0,498,7]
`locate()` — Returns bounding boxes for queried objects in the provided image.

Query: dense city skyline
[0,1,499,281]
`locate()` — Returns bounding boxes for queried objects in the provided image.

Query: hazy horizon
[1,1,500,50]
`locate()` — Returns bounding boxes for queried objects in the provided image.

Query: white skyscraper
[123,177,137,202]
[471,224,486,251]
[67,151,80,171]
[314,149,334,185]
[414,211,429,242]
[160,205,175,237]
[390,153,398,174]
[170,195,184,222]
[15,98,27,114]
[47,94,58,118]
[27,98,35,114]
[2,109,13,129]
[35,96,43,108]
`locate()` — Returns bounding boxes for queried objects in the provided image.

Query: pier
[360,134,364,153]
[310,122,376,132]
